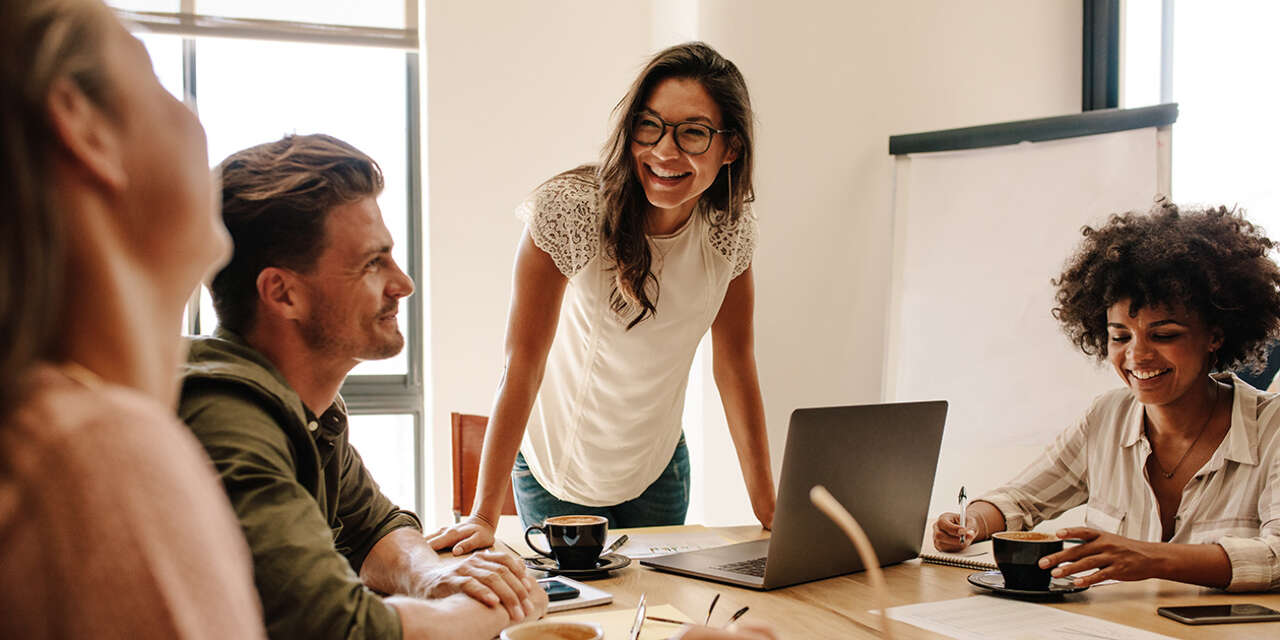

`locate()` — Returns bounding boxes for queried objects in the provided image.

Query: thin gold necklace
[1149,384,1218,479]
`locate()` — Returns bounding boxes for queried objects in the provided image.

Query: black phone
[538,578,580,602]
[1157,604,1280,625]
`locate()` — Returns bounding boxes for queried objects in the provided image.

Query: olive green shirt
[179,329,420,640]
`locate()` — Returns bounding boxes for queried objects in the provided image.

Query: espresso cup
[500,620,604,640]
[991,531,1063,590]
[524,515,608,571]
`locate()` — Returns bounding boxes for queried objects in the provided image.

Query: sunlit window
[347,414,418,513]
[1123,2,1280,233]
[117,0,425,515]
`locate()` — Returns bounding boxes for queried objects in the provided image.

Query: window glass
[347,413,418,514]
[198,284,218,334]
[195,0,406,29]
[108,0,180,12]
[1169,3,1280,232]
[136,32,184,103]
[196,38,410,375]
[1120,0,1161,108]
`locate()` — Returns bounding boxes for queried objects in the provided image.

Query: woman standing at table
[934,202,1280,592]
[429,42,775,552]
[0,0,266,636]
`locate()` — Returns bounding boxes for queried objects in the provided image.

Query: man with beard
[179,134,545,640]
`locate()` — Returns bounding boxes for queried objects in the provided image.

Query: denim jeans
[512,436,690,529]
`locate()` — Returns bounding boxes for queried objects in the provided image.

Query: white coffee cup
[500,620,604,640]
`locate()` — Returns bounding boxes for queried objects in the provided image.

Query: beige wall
[423,0,1082,527]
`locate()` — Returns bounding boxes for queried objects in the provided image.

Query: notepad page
[884,595,1177,640]
[918,540,998,570]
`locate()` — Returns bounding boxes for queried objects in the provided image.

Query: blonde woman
[0,0,266,636]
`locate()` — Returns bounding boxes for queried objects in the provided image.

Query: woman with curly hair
[932,202,1280,592]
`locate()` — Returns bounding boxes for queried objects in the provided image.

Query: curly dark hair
[1052,201,1280,372]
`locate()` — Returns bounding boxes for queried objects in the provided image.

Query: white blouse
[514,171,757,505]
[981,373,1280,592]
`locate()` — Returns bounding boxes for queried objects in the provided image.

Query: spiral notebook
[918,540,997,570]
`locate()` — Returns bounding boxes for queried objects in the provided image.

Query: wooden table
[498,520,1280,639]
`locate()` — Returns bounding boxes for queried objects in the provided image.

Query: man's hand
[417,550,538,622]
[1039,527,1165,587]
[931,512,980,552]
[390,586,548,640]
[426,515,496,556]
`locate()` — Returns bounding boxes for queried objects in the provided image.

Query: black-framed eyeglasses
[630,112,734,155]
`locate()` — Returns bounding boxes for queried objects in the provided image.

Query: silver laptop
[640,401,947,590]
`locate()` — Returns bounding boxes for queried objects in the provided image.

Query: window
[1121,1,1280,233]
[114,1,426,515]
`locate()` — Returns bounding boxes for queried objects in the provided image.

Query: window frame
[120,5,426,513]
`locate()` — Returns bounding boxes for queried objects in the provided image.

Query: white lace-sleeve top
[514,171,757,505]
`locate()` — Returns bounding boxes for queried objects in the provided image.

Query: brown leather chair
[450,412,518,522]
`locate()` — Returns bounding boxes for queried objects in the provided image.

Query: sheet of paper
[885,596,1176,640]
[616,526,737,559]
[555,603,691,640]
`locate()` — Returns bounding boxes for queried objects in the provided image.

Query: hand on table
[748,486,776,531]
[931,511,981,552]
[754,503,774,531]
[675,621,779,640]
[419,549,542,622]
[426,515,496,556]
[1039,527,1163,587]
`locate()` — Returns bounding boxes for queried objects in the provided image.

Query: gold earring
[726,162,733,218]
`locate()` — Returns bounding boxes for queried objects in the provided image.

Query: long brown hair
[597,41,755,329]
[0,0,114,411]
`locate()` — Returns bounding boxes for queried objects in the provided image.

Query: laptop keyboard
[712,556,767,577]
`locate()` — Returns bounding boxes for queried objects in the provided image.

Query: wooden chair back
[450,412,518,521]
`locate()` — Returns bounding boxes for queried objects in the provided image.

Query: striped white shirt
[981,373,1280,592]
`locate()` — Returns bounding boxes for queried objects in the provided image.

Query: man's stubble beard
[299,308,404,363]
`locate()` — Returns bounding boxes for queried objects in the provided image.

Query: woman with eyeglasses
[430,42,776,557]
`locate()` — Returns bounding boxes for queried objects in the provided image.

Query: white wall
[690,0,1083,524]
[423,0,1083,527]
[888,129,1164,531]
[423,1,663,524]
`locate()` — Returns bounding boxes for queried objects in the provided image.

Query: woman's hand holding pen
[932,500,1004,552]
[932,511,982,552]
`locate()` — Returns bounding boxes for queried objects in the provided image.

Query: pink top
[0,365,267,639]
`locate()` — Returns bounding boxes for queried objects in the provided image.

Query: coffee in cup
[524,515,608,571]
[500,620,603,640]
[991,531,1063,590]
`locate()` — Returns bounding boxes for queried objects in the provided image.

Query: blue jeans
[512,436,690,529]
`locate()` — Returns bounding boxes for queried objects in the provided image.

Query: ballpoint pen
[957,485,969,545]
[628,593,647,640]
[603,534,629,557]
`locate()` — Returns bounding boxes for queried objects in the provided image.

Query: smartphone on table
[1157,603,1280,625]
[538,577,580,602]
